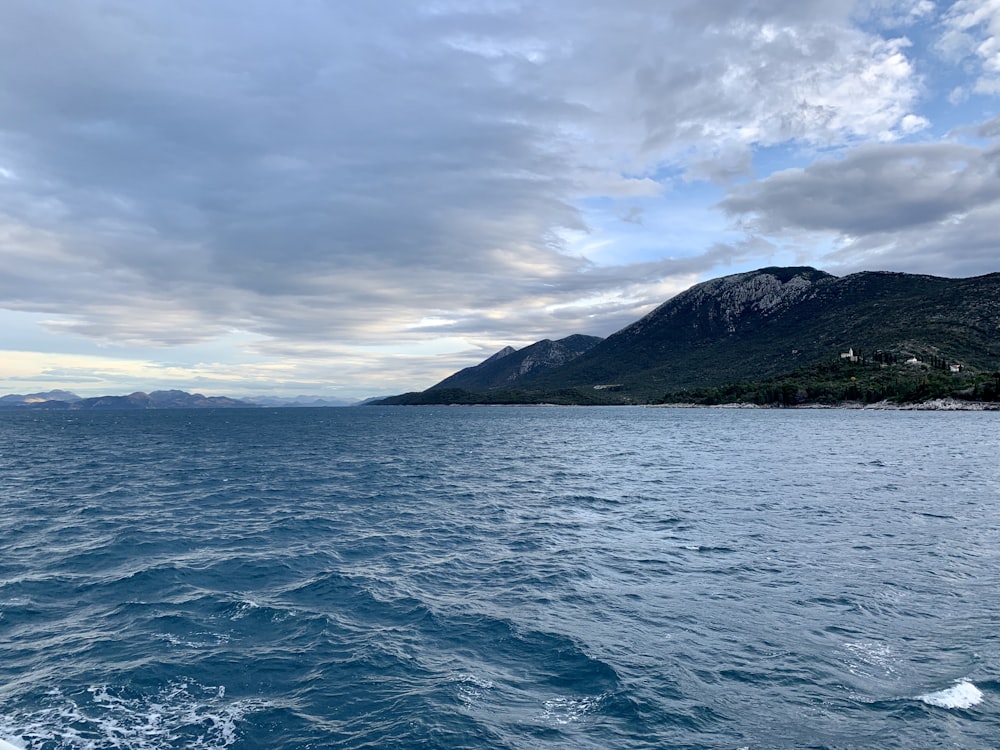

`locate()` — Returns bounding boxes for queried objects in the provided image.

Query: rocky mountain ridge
[377,266,1000,405]
[429,334,603,392]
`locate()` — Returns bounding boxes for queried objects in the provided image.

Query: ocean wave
[843,641,896,678]
[0,681,270,750]
[3,407,1000,748]
[455,673,496,708]
[917,680,984,709]
[539,693,608,725]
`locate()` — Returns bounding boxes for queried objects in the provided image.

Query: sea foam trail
[917,680,983,709]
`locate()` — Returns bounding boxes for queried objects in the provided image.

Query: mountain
[429,334,603,392]
[0,389,82,406]
[83,390,256,409]
[249,395,359,407]
[0,390,375,410]
[0,390,256,410]
[543,267,1000,400]
[376,266,1000,405]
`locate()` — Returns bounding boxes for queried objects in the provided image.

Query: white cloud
[857,0,936,28]
[0,0,988,395]
[940,0,1000,91]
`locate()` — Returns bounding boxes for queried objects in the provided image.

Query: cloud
[619,206,644,225]
[857,0,936,29]
[0,0,955,395]
[718,136,1000,275]
[822,204,1000,277]
[720,141,1000,234]
[940,0,1000,93]
[979,114,1000,138]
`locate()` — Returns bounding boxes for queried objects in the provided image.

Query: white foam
[230,598,261,620]
[158,630,231,649]
[844,641,896,678]
[458,673,494,690]
[455,673,495,707]
[229,597,295,622]
[540,694,606,725]
[0,681,270,749]
[917,680,984,709]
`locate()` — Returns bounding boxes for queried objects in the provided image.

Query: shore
[652,397,1000,411]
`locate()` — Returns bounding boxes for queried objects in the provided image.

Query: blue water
[1,406,997,749]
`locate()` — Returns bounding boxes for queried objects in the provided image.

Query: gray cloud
[0,0,941,365]
[822,202,1000,277]
[718,137,1000,276]
[978,115,1000,138]
[720,142,1000,235]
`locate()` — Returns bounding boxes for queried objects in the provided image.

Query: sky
[1,0,999,400]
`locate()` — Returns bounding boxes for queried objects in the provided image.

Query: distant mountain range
[375,266,1000,406]
[0,390,257,410]
[0,390,363,410]
[7,266,999,410]
[0,389,83,407]
[245,394,360,408]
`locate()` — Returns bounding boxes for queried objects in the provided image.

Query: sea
[0,406,997,749]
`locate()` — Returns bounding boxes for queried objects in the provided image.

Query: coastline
[651,397,1000,411]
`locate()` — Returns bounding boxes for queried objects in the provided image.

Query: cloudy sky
[1,0,998,399]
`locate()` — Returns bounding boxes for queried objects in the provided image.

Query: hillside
[430,334,603,391]
[376,266,1000,405]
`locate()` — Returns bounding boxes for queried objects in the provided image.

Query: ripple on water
[0,407,998,749]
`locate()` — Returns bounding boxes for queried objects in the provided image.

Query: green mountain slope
[377,267,1000,405]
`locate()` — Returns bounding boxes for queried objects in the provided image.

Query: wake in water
[0,682,270,750]
[917,680,984,709]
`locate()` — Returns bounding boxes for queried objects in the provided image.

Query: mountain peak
[429,334,603,391]
[375,265,1000,405]
[482,346,518,364]
[619,266,832,347]
[683,265,832,320]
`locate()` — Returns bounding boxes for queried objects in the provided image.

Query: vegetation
[534,270,1000,400]
[377,356,1000,408]
[656,357,1000,406]
[373,267,1000,407]
[374,386,628,406]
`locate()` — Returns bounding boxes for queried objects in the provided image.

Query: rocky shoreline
[653,398,1000,411]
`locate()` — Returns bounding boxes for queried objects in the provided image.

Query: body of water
[1,406,997,748]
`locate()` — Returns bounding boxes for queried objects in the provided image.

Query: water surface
[1,407,997,748]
